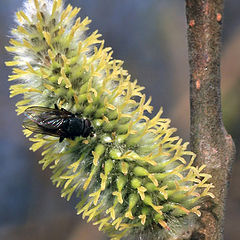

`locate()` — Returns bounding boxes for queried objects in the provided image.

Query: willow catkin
[6,1,214,239]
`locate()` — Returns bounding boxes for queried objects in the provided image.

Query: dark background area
[0,0,240,239]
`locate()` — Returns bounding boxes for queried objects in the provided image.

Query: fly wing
[23,118,60,137]
[24,106,72,130]
[39,116,65,129]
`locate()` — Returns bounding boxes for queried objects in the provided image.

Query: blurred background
[0,0,239,239]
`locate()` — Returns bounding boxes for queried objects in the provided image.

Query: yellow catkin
[6,1,215,239]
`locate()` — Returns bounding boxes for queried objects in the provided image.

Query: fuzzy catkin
[6,0,214,239]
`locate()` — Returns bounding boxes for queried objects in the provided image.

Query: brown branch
[185,1,236,240]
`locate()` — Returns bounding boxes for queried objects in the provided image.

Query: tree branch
[185,0,236,239]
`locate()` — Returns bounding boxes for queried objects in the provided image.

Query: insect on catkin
[6,0,214,239]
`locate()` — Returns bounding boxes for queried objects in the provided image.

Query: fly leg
[54,104,59,110]
[58,128,66,142]
[54,104,68,113]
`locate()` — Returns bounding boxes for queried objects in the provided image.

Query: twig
[185,0,236,239]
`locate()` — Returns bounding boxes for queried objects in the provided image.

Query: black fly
[23,104,94,142]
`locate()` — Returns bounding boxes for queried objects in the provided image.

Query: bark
[185,1,236,240]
